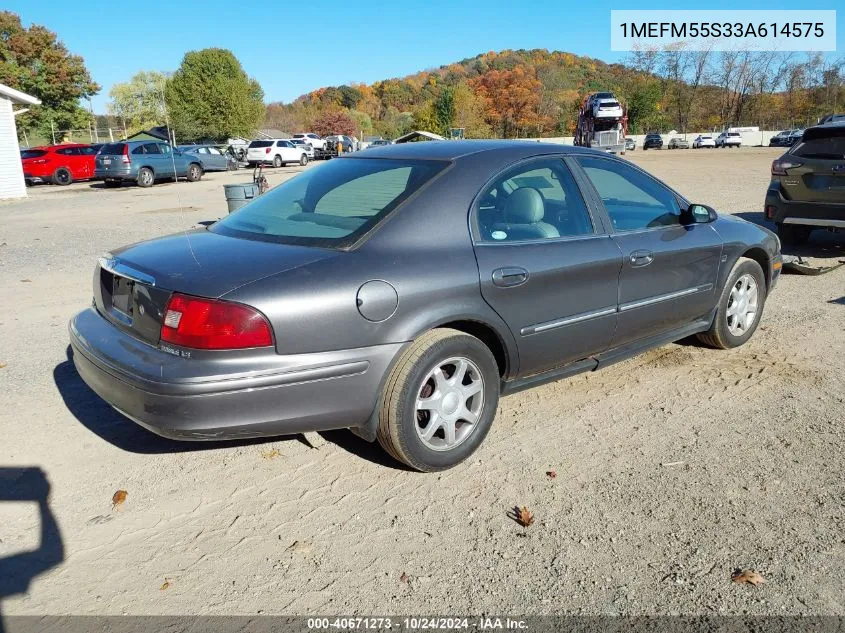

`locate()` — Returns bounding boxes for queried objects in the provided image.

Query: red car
[21,143,100,186]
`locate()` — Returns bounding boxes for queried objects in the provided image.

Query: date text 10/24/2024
[306,617,528,630]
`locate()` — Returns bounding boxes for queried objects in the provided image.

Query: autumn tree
[165,48,264,141]
[470,65,542,137]
[108,71,169,135]
[0,11,99,136]
[451,84,490,137]
[312,110,357,137]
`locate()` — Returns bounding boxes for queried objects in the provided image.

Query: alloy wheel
[415,357,485,451]
[726,273,759,336]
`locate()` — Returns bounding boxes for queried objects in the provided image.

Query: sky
[4,0,843,114]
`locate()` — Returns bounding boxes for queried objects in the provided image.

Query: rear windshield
[792,133,845,160]
[99,143,126,155]
[249,140,273,148]
[20,149,47,159]
[211,158,448,248]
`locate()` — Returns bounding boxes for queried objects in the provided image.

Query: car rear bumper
[69,307,403,440]
[95,167,133,180]
[765,187,845,227]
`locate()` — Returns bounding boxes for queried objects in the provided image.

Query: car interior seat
[491,187,559,240]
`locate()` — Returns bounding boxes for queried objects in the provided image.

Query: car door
[574,155,722,347]
[78,146,98,177]
[472,156,622,376]
[157,143,180,177]
[206,146,227,171]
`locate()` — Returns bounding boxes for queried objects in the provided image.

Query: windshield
[20,149,47,159]
[792,134,845,160]
[212,157,448,248]
[99,143,126,155]
[249,140,273,148]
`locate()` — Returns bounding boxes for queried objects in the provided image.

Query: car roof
[348,139,600,161]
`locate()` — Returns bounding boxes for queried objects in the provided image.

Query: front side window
[578,156,681,231]
[475,158,593,242]
[212,158,447,247]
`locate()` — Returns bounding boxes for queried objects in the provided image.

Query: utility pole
[50,120,56,145]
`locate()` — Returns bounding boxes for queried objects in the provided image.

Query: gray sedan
[70,141,782,471]
[177,145,234,171]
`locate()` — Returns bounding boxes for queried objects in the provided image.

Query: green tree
[0,11,99,136]
[164,48,264,141]
[434,87,455,133]
[108,71,169,135]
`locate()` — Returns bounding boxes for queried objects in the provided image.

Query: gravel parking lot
[1,147,843,616]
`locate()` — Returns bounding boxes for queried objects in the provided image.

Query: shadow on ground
[0,467,64,632]
[53,347,406,468]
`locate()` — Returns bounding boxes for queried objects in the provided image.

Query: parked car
[367,139,392,149]
[624,138,636,151]
[668,138,690,149]
[95,141,203,187]
[288,138,315,159]
[693,135,716,149]
[69,141,781,471]
[765,122,845,245]
[246,139,309,167]
[642,133,663,150]
[769,130,792,147]
[21,143,99,186]
[786,129,805,146]
[716,131,743,148]
[292,133,326,151]
[325,135,357,153]
[177,145,233,171]
[818,114,845,125]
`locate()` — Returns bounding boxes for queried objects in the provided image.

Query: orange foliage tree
[469,65,543,137]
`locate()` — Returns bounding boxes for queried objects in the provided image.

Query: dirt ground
[1,147,843,616]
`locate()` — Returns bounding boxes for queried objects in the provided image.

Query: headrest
[504,188,544,224]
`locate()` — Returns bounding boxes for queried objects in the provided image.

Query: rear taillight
[121,145,131,164]
[32,159,49,164]
[765,205,777,219]
[160,293,273,350]
[772,158,802,175]
[265,147,271,154]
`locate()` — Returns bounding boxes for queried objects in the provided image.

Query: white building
[0,83,41,200]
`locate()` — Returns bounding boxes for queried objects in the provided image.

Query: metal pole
[108,128,114,142]
[50,121,56,144]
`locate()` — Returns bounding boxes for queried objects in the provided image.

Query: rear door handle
[629,250,654,267]
[492,267,529,287]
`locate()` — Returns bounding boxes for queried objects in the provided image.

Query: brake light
[265,147,271,154]
[160,293,273,350]
[32,159,49,164]
[772,158,802,175]
[765,205,777,219]
[121,144,131,164]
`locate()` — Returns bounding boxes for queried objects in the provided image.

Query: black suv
[765,122,845,244]
[643,133,663,150]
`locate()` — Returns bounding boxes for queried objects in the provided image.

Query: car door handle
[492,267,529,287]
[629,250,654,267]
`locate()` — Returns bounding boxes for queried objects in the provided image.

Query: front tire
[697,258,766,350]
[53,167,72,186]
[186,163,202,182]
[299,154,308,166]
[377,328,500,472]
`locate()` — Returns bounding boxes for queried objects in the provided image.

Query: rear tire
[377,328,500,472]
[273,155,282,168]
[137,167,154,188]
[776,223,812,246]
[53,167,72,186]
[186,163,202,182]
[697,258,766,350]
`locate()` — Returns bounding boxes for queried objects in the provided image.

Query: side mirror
[682,203,717,224]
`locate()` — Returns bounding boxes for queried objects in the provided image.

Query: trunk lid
[95,229,336,345]
[782,126,845,204]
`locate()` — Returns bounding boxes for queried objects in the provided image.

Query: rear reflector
[765,205,777,219]
[160,293,273,350]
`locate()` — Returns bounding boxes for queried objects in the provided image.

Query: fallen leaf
[20,279,32,283]
[546,470,557,479]
[399,572,409,584]
[0,363,6,369]
[160,579,170,591]
[111,490,128,509]
[731,569,765,586]
[261,448,280,460]
[509,506,534,527]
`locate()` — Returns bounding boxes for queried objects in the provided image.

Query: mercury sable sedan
[69,141,782,471]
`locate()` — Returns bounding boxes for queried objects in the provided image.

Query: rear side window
[212,158,447,248]
[21,149,47,159]
[249,140,273,148]
[100,143,126,155]
[578,156,681,231]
